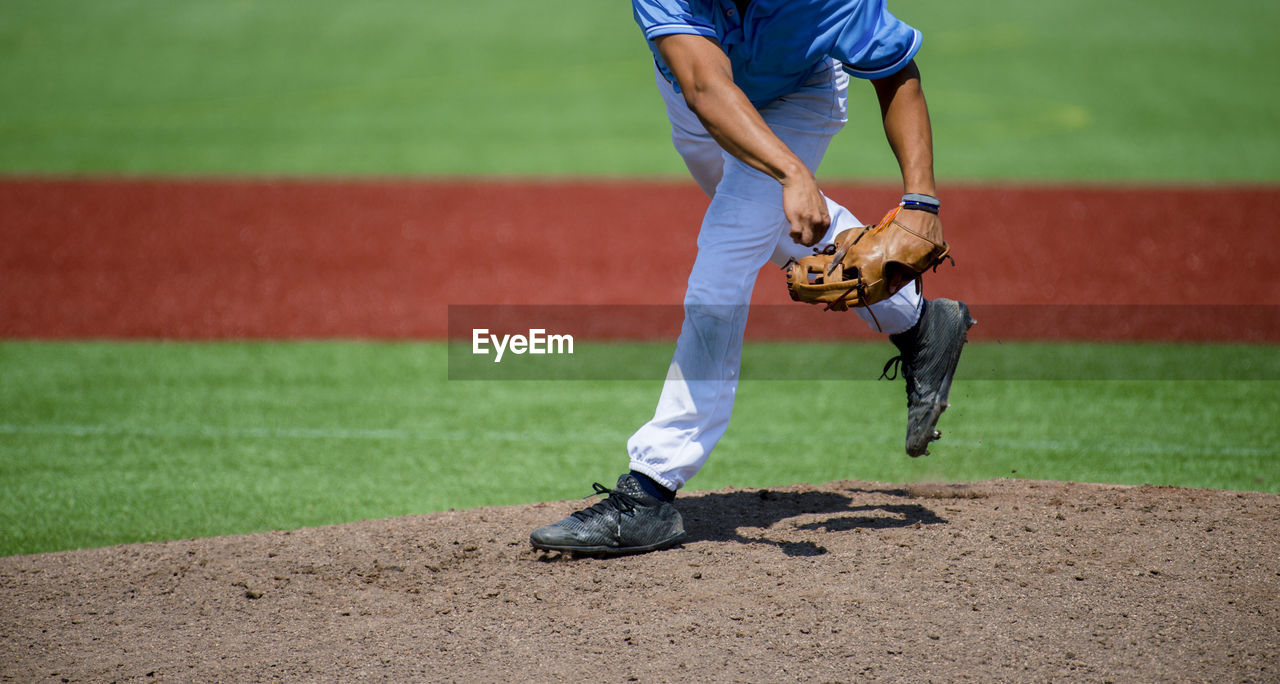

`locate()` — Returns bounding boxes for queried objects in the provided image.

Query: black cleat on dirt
[529,474,686,556]
[883,298,976,457]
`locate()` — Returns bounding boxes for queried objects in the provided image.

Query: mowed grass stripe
[0,422,624,445]
[1,0,1277,179]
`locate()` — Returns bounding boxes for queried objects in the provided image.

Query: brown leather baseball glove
[784,206,950,312]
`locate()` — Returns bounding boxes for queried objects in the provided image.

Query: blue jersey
[633,0,922,106]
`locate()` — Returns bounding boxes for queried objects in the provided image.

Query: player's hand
[781,174,830,246]
[894,207,944,247]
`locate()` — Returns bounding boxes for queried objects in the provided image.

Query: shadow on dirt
[677,487,948,557]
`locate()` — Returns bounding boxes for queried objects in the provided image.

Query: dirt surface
[3,179,1277,341]
[3,479,1278,682]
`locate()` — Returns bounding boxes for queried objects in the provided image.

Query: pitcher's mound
[3,479,1277,681]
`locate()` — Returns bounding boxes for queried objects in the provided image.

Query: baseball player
[531,0,973,555]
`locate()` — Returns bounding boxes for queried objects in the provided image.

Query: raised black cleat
[883,298,975,457]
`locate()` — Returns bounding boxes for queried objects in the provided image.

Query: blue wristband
[901,201,939,214]
[901,193,940,214]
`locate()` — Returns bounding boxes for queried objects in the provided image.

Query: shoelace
[570,482,640,522]
[880,355,904,381]
[881,355,925,403]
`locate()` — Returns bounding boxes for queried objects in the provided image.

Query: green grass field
[2,342,1277,556]
[1,0,1278,180]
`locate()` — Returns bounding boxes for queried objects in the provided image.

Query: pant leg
[625,192,774,490]
[631,59,905,490]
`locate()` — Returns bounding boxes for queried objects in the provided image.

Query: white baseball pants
[627,59,923,491]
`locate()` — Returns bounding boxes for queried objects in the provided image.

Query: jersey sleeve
[632,0,717,41]
[838,7,922,80]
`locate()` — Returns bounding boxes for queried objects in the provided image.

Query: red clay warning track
[2,178,1277,340]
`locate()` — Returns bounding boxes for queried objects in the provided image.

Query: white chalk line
[0,422,1273,458]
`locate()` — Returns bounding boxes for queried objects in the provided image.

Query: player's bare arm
[872,59,942,242]
[655,33,830,246]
